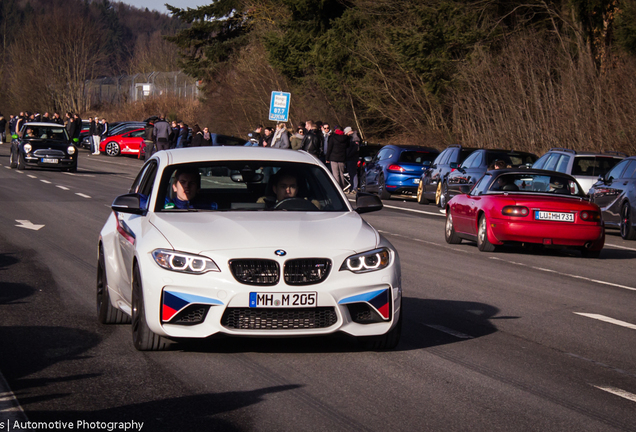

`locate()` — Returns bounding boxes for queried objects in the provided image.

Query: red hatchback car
[100,128,145,157]
[445,169,605,257]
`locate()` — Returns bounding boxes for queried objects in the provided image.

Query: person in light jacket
[270,123,290,149]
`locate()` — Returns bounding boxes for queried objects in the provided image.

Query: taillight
[450,168,456,172]
[502,206,529,217]
[580,211,601,222]
[387,164,405,172]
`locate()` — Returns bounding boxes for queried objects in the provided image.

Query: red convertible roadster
[445,169,605,257]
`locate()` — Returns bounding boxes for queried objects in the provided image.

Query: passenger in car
[257,169,321,209]
[164,168,218,210]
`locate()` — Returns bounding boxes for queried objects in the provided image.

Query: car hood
[149,211,379,254]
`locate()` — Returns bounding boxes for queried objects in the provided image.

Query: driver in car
[258,169,320,209]
[164,168,218,210]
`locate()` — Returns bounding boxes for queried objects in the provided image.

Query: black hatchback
[441,149,537,207]
[589,156,636,240]
[10,122,78,172]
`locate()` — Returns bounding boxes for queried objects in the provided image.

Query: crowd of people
[143,115,218,161]
[247,121,363,193]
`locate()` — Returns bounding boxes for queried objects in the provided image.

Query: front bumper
[135,249,402,339]
[24,155,76,168]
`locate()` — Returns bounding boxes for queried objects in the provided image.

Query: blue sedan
[361,145,439,199]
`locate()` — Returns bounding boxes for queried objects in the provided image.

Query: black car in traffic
[417,144,477,206]
[10,122,78,172]
[589,156,636,240]
[440,149,537,207]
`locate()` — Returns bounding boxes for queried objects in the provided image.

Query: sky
[118,0,209,15]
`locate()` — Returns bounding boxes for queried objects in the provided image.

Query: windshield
[487,173,585,197]
[20,125,69,141]
[398,151,437,164]
[155,161,348,212]
[486,152,537,167]
[572,156,621,177]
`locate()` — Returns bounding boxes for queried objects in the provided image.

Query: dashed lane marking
[574,313,636,331]
[40,179,51,184]
[56,185,69,191]
[592,385,636,403]
[383,203,445,217]
[27,175,37,179]
[489,257,636,292]
[4,166,10,169]
[75,193,91,199]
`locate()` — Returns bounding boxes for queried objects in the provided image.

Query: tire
[17,151,26,170]
[67,163,78,173]
[97,245,131,324]
[435,181,442,206]
[477,214,496,252]
[378,175,391,200]
[416,182,429,205]
[620,203,636,240]
[9,150,17,169]
[132,265,169,351]
[445,212,462,244]
[439,181,449,208]
[104,141,120,157]
[360,309,402,350]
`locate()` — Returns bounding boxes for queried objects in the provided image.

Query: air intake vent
[222,307,337,330]
[230,259,279,286]
[284,259,331,285]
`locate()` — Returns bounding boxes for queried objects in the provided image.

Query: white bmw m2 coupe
[97,147,401,350]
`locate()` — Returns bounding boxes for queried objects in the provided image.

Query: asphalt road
[1,145,635,432]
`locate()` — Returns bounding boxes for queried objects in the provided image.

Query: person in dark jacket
[0,114,6,143]
[143,119,155,161]
[261,127,273,147]
[203,127,212,146]
[301,121,322,159]
[169,121,179,149]
[326,125,349,189]
[177,122,189,148]
[344,126,361,192]
[153,114,171,151]
[72,114,82,142]
[190,124,204,147]
[66,112,76,140]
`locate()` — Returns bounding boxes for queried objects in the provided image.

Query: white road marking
[574,313,636,330]
[383,203,445,217]
[0,373,27,420]
[4,166,10,169]
[15,220,44,231]
[603,243,636,252]
[27,175,37,179]
[592,385,636,403]
[424,324,473,339]
[15,170,23,174]
[489,257,636,291]
[63,171,95,177]
[40,179,51,184]
[76,193,91,199]
[56,185,69,190]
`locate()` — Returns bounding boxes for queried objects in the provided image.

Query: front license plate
[535,211,574,222]
[413,178,420,184]
[41,158,58,164]
[249,292,317,308]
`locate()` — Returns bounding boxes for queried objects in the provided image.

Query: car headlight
[67,145,76,155]
[152,249,220,274]
[23,143,32,153]
[340,248,391,273]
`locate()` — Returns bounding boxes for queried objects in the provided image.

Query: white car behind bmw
[97,147,401,350]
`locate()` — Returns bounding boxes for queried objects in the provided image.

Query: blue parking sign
[269,91,291,122]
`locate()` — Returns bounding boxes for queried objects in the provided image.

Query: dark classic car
[10,122,78,172]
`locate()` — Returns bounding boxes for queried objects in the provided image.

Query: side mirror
[459,185,472,194]
[422,160,431,167]
[598,174,607,184]
[112,193,146,215]
[449,162,458,169]
[363,156,372,163]
[355,192,383,214]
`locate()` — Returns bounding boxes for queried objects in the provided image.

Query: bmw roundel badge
[275,249,287,256]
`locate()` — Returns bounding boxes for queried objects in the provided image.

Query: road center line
[4,166,10,169]
[574,313,636,330]
[592,385,636,403]
[56,185,70,191]
[40,179,51,184]
[27,174,37,179]
[489,257,636,291]
[75,193,91,199]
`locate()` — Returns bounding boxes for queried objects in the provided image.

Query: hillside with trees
[166,0,636,154]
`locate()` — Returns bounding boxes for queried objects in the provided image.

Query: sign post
[269,91,291,122]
